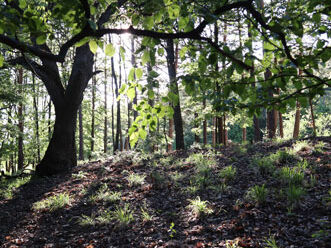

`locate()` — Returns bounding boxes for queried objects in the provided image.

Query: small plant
[111,204,134,226]
[264,235,279,248]
[89,184,121,203]
[96,209,113,224]
[225,240,242,248]
[233,145,247,156]
[78,214,96,226]
[33,193,71,212]
[72,171,88,179]
[270,149,297,164]
[170,171,184,183]
[219,165,237,182]
[314,141,325,153]
[293,140,311,153]
[251,156,275,176]
[188,196,213,217]
[246,184,268,205]
[286,185,305,210]
[150,171,166,188]
[185,185,198,195]
[168,222,177,238]
[309,174,317,187]
[278,166,304,186]
[140,207,152,222]
[127,173,146,186]
[296,159,309,171]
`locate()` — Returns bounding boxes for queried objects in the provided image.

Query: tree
[0,0,329,175]
[166,39,185,150]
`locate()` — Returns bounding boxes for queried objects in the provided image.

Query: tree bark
[17,68,24,170]
[90,63,96,156]
[278,111,284,138]
[166,39,185,150]
[242,127,247,142]
[78,104,84,160]
[309,97,316,137]
[104,56,108,154]
[36,44,94,176]
[293,100,301,139]
[194,112,200,143]
[32,72,41,163]
[203,98,207,145]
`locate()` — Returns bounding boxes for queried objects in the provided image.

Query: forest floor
[0,137,330,248]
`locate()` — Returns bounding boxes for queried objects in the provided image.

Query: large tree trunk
[166,39,185,150]
[36,44,94,176]
[17,68,24,171]
[36,108,77,175]
[78,104,84,160]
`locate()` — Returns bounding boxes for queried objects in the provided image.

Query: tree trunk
[78,105,84,160]
[203,98,207,145]
[293,68,302,139]
[242,127,247,142]
[32,72,41,163]
[166,39,185,150]
[36,44,94,176]
[293,100,301,139]
[309,97,316,136]
[90,65,96,156]
[278,111,284,138]
[167,119,174,152]
[212,117,216,147]
[36,108,77,175]
[194,112,200,143]
[17,68,24,170]
[103,55,108,154]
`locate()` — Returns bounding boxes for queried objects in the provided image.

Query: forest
[0,0,330,247]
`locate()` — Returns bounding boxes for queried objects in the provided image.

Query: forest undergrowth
[0,137,330,248]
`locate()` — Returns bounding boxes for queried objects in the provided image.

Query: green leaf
[157,47,164,56]
[138,129,147,139]
[135,68,143,79]
[147,90,154,99]
[141,50,150,65]
[36,35,46,45]
[127,87,136,101]
[105,43,115,57]
[75,37,89,47]
[89,40,98,54]
[130,132,139,148]
[128,68,135,82]
[0,55,4,67]
[168,4,180,19]
[144,16,154,29]
[19,0,27,9]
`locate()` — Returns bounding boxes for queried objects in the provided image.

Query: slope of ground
[0,137,330,248]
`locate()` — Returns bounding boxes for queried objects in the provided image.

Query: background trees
[0,0,330,175]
